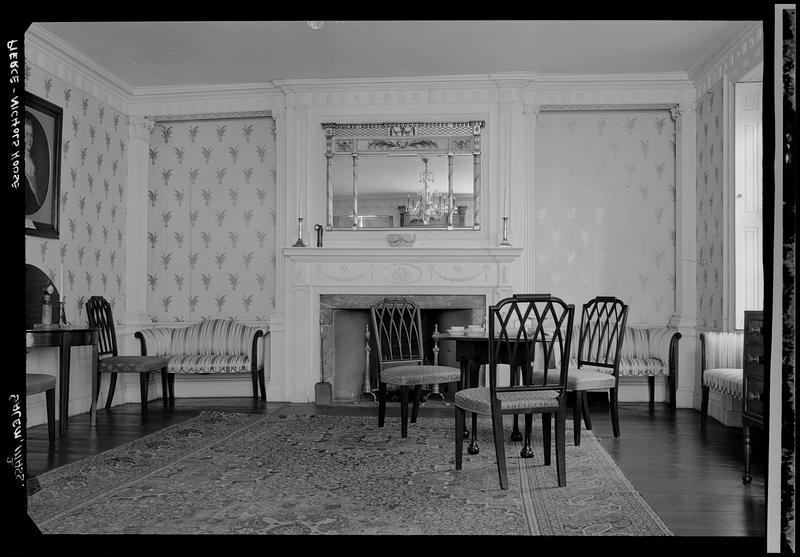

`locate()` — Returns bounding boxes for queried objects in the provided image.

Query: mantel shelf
[283,246,523,262]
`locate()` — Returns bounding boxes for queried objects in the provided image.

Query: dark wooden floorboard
[25,397,766,539]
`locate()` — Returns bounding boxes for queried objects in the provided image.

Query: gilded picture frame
[24,91,62,239]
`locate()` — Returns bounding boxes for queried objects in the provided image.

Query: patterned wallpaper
[24,62,129,326]
[534,110,677,326]
[695,81,725,330]
[146,117,277,323]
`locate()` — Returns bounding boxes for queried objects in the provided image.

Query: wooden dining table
[433,331,527,455]
[25,326,99,436]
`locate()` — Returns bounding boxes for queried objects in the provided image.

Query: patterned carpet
[27,411,671,535]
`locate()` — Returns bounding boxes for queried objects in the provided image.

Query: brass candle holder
[292,217,307,247]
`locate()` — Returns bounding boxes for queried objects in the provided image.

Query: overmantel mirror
[323,120,484,231]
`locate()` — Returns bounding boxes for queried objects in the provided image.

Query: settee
[699,331,744,427]
[568,325,681,409]
[135,318,268,403]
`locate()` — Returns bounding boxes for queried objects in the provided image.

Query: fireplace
[320,294,486,402]
[282,246,522,404]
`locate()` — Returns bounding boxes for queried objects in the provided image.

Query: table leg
[58,333,71,437]
[511,416,522,441]
[465,360,481,454]
[90,332,98,427]
[520,413,534,458]
[510,365,522,441]
[459,357,470,439]
[467,411,479,455]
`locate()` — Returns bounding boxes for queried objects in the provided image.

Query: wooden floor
[24,395,766,542]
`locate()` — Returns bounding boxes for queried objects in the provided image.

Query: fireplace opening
[320,294,485,404]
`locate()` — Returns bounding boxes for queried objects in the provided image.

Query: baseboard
[25,374,264,428]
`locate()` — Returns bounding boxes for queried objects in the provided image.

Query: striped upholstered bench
[699,331,744,428]
[567,325,681,409]
[135,319,268,404]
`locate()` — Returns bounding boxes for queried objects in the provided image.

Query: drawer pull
[747,391,761,401]
[746,354,764,364]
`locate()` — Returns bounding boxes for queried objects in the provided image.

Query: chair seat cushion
[26,373,56,395]
[380,365,461,386]
[532,366,615,391]
[166,354,255,375]
[99,356,170,374]
[567,367,616,390]
[703,368,743,398]
[455,387,559,415]
[618,357,668,377]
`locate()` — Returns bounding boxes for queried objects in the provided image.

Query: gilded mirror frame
[323,121,484,231]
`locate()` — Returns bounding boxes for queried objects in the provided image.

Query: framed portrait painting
[24,91,62,238]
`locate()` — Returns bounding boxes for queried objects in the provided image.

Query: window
[733,80,764,329]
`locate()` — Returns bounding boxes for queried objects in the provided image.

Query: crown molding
[25,23,133,112]
[128,84,285,118]
[532,72,691,89]
[131,82,281,98]
[149,110,274,122]
[274,73,539,92]
[688,21,763,97]
[539,103,678,112]
[274,71,691,92]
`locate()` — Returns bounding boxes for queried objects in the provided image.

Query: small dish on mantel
[386,233,416,247]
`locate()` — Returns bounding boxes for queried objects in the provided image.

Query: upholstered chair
[699,331,744,429]
[618,327,681,410]
[85,296,170,415]
[26,373,56,444]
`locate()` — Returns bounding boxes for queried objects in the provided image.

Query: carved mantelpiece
[283,246,522,402]
[285,248,522,301]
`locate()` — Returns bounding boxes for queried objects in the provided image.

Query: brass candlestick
[59,298,69,326]
[292,217,307,247]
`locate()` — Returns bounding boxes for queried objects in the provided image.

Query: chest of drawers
[742,310,765,484]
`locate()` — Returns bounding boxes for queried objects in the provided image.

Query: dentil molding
[25,24,131,113]
[690,22,764,98]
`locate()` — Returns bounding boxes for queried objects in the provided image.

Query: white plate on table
[447,329,466,336]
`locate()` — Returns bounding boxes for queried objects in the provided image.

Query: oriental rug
[27,411,671,536]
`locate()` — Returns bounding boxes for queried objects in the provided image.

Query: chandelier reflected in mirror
[406,157,452,225]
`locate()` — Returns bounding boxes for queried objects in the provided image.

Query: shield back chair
[26,374,56,444]
[370,298,462,438]
[567,296,629,446]
[85,296,170,416]
[537,296,630,445]
[455,294,574,489]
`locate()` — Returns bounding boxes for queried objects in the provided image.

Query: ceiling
[32,20,757,90]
